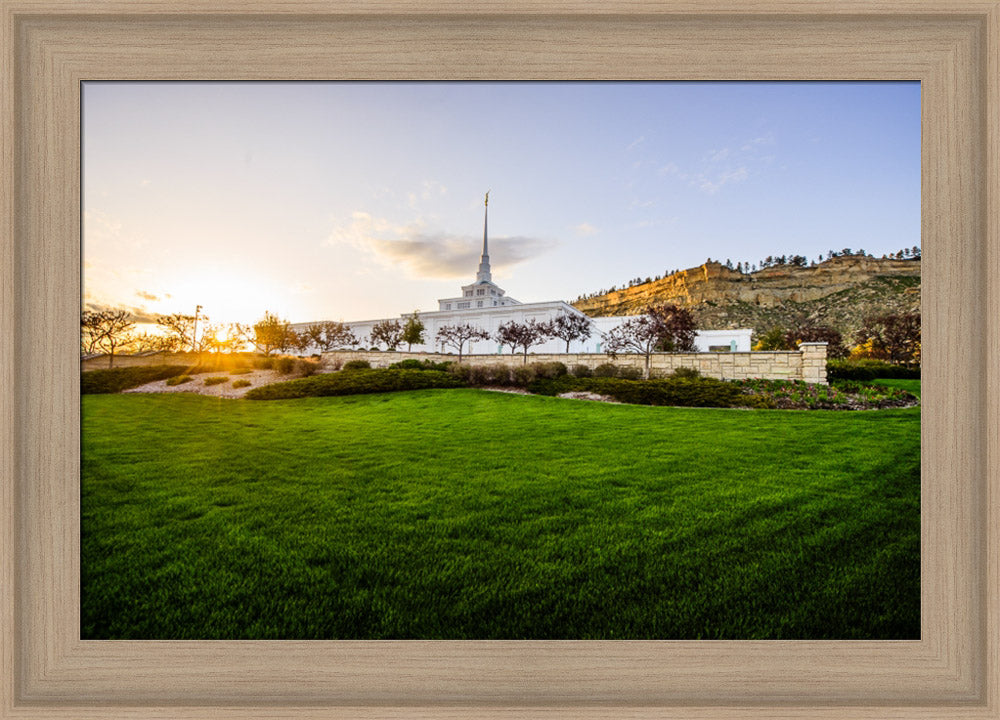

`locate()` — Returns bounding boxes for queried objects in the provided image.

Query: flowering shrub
[734,378,917,410]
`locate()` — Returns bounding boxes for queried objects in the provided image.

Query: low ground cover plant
[203,376,229,386]
[165,375,192,387]
[735,378,917,410]
[245,368,463,400]
[232,379,252,389]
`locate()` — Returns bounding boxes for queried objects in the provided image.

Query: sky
[82,81,920,327]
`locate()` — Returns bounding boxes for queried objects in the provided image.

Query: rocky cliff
[571,256,921,341]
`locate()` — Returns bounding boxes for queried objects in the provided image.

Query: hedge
[245,368,464,400]
[827,359,921,381]
[81,365,189,394]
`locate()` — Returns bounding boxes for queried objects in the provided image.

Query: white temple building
[293,195,752,355]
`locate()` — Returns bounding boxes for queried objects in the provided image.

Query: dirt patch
[556,391,621,404]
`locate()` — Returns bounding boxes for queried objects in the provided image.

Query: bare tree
[493,320,551,363]
[81,309,135,368]
[601,315,662,378]
[156,313,197,353]
[547,312,593,352]
[303,321,356,353]
[436,323,490,363]
[370,319,404,351]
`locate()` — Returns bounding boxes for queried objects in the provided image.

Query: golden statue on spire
[485,190,489,207]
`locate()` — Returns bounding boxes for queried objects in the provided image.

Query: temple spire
[476,191,491,282]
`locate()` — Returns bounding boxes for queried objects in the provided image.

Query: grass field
[81,389,920,640]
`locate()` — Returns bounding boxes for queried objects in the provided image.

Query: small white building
[293,195,752,356]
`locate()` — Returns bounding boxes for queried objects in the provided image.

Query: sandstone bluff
[572,255,921,341]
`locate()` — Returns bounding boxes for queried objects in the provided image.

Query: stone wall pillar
[798,342,829,385]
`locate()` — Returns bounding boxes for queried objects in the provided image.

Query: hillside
[571,256,921,342]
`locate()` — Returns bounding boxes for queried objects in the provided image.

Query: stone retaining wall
[322,342,829,384]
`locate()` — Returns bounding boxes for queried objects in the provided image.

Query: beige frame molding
[2,2,997,718]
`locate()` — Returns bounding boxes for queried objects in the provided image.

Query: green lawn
[81,389,920,640]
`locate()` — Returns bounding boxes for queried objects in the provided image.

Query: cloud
[83,300,160,324]
[707,148,730,163]
[626,135,645,151]
[135,290,160,301]
[574,222,598,236]
[328,212,556,279]
[407,180,449,209]
[695,166,749,194]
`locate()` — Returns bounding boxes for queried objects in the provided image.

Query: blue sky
[83,81,920,325]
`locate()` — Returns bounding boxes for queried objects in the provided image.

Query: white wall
[294,308,752,357]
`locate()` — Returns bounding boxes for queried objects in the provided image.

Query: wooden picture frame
[2,2,997,717]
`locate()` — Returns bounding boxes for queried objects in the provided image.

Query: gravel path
[123,369,289,399]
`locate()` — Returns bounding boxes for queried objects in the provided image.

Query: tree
[854,313,921,365]
[304,321,357,352]
[253,311,290,356]
[783,326,848,359]
[370,318,404,351]
[156,313,197,353]
[81,308,135,368]
[493,320,551,363]
[601,304,698,378]
[547,312,593,353]
[401,312,425,351]
[436,323,489,362]
[648,304,697,352]
[753,326,792,351]
[600,315,662,378]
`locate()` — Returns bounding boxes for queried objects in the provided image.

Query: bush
[447,363,472,382]
[273,356,296,374]
[81,365,190,394]
[592,363,619,378]
[390,359,453,372]
[579,376,749,408]
[203,376,228,386]
[232,379,252,389]
[245,368,464,400]
[511,365,537,387]
[571,364,593,378]
[342,359,372,371]
[530,361,567,379]
[165,375,192,387]
[670,367,701,379]
[296,358,320,377]
[827,358,920,381]
[617,366,643,380]
[253,356,274,370]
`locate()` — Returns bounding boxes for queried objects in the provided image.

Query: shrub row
[245,368,464,400]
[255,355,321,376]
[81,365,189,394]
[525,375,765,408]
[827,359,920,381]
[389,358,454,372]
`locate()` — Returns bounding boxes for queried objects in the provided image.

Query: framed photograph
[3,2,997,718]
